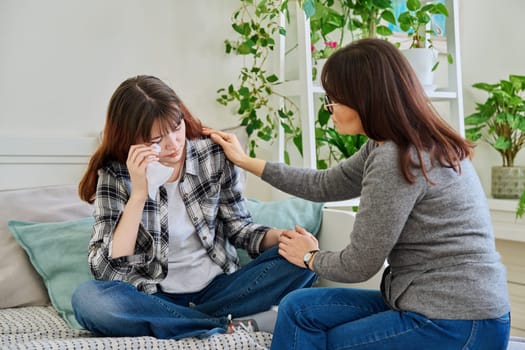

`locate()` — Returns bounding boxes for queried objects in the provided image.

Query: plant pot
[402,48,438,92]
[491,166,525,199]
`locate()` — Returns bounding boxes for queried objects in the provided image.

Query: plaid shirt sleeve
[182,139,271,271]
[217,156,270,257]
[88,164,160,285]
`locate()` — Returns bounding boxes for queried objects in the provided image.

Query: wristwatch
[303,249,319,270]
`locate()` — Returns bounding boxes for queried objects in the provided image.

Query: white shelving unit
[275,0,465,171]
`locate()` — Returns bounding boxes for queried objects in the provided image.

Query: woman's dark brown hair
[78,75,202,203]
[321,38,473,184]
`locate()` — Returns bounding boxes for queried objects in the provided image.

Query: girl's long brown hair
[321,38,473,184]
[79,75,202,203]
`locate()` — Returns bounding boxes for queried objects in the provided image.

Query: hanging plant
[218,0,392,166]
[217,0,306,162]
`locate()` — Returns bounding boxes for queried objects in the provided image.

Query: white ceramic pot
[402,48,438,91]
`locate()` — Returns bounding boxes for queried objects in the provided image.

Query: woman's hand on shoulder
[203,127,266,177]
[202,128,247,165]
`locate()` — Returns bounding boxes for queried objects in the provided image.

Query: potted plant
[396,0,452,90]
[464,74,525,200]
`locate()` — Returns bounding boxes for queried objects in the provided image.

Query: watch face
[304,252,312,263]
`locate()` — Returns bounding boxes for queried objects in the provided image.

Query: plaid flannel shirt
[88,137,270,294]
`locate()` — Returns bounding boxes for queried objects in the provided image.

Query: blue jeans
[270,288,510,350]
[72,246,316,339]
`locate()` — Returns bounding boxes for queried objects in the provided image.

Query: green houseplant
[396,0,452,89]
[217,0,303,161]
[465,74,525,204]
[218,1,398,168]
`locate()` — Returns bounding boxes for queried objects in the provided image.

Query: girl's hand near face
[126,144,159,202]
[111,144,159,258]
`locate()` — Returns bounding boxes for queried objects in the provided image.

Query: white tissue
[146,144,173,199]
[151,143,161,153]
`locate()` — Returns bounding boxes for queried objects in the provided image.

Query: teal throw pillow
[8,218,94,329]
[238,197,325,265]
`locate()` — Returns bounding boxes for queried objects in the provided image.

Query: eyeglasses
[324,95,338,114]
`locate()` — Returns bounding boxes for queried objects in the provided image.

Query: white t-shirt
[159,180,223,293]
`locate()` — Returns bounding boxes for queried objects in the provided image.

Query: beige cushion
[0,185,93,308]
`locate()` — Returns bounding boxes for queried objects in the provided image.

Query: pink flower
[311,44,316,52]
[325,41,337,49]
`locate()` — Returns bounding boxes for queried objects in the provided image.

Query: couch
[0,184,329,349]
[2,185,523,349]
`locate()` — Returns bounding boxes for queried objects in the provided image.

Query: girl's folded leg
[192,246,317,318]
[72,280,229,339]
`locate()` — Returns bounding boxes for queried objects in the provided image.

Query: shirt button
[192,217,197,221]
[202,236,207,241]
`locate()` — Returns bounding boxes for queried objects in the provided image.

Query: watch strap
[304,249,319,270]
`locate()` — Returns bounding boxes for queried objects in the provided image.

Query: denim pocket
[494,312,510,324]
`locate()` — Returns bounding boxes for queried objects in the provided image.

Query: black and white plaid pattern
[88,137,270,294]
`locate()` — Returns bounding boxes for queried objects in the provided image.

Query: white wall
[1,0,524,199]
[0,0,242,139]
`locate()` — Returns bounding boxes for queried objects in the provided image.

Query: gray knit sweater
[262,140,510,320]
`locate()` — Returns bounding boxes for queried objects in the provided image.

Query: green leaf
[293,134,303,156]
[317,105,331,126]
[381,10,396,25]
[407,0,421,12]
[232,22,251,35]
[239,86,250,96]
[281,122,293,134]
[302,0,316,18]
[284,151,290,165]
[317,159,328,170]
[464,128,482,142]
[494,136,511,150]
[472,82,498,92]
[516,189,525,218]
[434,3,449,16]
[266,74,279,83]
[237,39,256,55]
[372,0,393,9]
[464,112,490,126]
[376,25,393,36]
[517,117,525,132]
[416,12,431,24]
